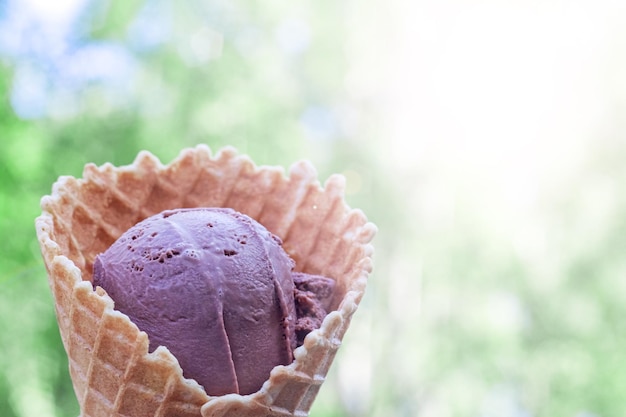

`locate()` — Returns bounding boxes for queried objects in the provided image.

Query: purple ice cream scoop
[93,207,333,396]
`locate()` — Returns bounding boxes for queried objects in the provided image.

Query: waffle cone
[36,145,376,417]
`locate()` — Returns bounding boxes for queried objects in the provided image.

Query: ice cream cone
[36,145,376,417]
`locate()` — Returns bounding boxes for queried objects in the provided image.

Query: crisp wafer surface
[36,145,376,417]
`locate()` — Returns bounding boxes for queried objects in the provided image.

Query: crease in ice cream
[92,207,334,396]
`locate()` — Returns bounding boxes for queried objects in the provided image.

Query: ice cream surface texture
[93,207,333,396]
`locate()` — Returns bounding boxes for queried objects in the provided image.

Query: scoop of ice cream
[93,208,302,396]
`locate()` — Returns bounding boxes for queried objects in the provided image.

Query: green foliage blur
[3,1,626,417]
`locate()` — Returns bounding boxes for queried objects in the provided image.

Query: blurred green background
[2,0,626,416]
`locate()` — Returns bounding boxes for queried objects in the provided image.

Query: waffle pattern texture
[36,145,376,417]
